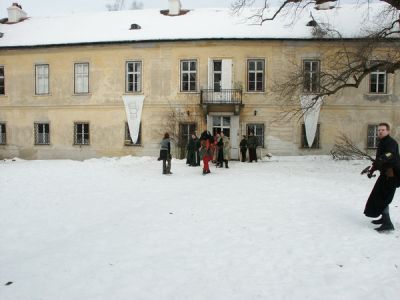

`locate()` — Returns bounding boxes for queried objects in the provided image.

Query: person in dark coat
[160,132,172,175]
[186,133,200,166]
[239,135,248,162]
[364,123,400,232]
[247,131,258,162]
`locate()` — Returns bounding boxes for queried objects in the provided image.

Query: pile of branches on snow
[330,133,374,161]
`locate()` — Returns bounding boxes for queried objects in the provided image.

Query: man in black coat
[364,123,400,232]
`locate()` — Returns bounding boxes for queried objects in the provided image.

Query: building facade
[0,3,399,160]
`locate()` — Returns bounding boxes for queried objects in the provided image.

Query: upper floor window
[74,122,90,145]
[126,61,142,93]
[247,59,265,92]
[0,123,6,144]
[247,123,265,148]
[74,63,89,94]
[303,60,320,93]
[35,64,49,95]
[34,123,50,145]
[367,124,379,149]
[180,60,197,92]
[125,122,142,145]
[301,123,320,149]
[369,62,387,94]
[0,66,5,95]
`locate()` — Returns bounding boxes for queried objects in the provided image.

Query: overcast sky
[0,0,235,17]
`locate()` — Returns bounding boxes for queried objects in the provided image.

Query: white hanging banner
[122,95,145,144]
[300,95,323,147]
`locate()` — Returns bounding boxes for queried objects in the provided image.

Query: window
[74,63,89,94]
[125,122,142,145]
[180,60,197,92]
[126,61,142,93]
[0,66,4,95]
[213,60,222,92]
[34,123,50,145]
[0,123,6,144]
[35,64,49,95]
[369,62,387,94]
[247,124,265,148]
[180,123,197,145]
[212,116,230,137]
[301,124,320,149]
[367,124,379,149]
[74,122,90,145]
[247,59,265,92]
[303,60,320,93]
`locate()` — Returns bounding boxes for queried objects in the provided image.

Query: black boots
[374,213,395,232]
[224,160,229,168]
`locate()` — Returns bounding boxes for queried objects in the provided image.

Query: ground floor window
[0,123,6,144]
[367,124,379,149]
[212,116,230,137]
[301,124,320,149]
[74,122,90,145]
[246,123,265,147]
[125,122,142,146]
[34,123,50,145]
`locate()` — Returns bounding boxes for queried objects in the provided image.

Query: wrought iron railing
[200,89,242,105]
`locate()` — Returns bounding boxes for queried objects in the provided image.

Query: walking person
[364,123,400,232]
[221,132,231,168]
[160,132,172,175]
[248,131,258,162]
[239,135,248,162]
[199,130,213,175]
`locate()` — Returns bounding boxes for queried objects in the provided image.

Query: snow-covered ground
[1,156,399,300]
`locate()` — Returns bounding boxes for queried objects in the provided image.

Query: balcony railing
[200,89,242,105]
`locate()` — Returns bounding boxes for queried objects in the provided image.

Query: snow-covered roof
[0,3,392,48]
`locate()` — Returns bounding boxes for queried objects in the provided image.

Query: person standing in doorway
[248,131,258,162]
[364,123,400,232]
[160,132,172,175]
[239,135,248,162]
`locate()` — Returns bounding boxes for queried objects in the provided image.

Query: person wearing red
[200,130,213,175]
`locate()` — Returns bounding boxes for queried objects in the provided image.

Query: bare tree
[232,1,400,117]
[161,102,200,159]
[106,0,143,11]
[330,133,374,160]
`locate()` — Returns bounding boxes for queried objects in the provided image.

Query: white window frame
[74,122,90,145]
[367,124,379,149]
[125,61,142,93]
[247,59,265,92]
[303,60,320,93]
[180,60,197,92]
[34,123,50,145]
[0,123,6,144]
[369,62,387,94]
[74,63,89,94]
[35,64,49,95]
[0,66,5,95]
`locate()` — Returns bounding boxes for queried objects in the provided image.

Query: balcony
[200,89,242,105]
[200,89,243,115]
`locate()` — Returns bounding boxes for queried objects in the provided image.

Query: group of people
[159,122,400,233]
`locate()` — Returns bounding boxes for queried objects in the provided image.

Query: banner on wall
[300,95,323,147]
[122,95,145,144]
